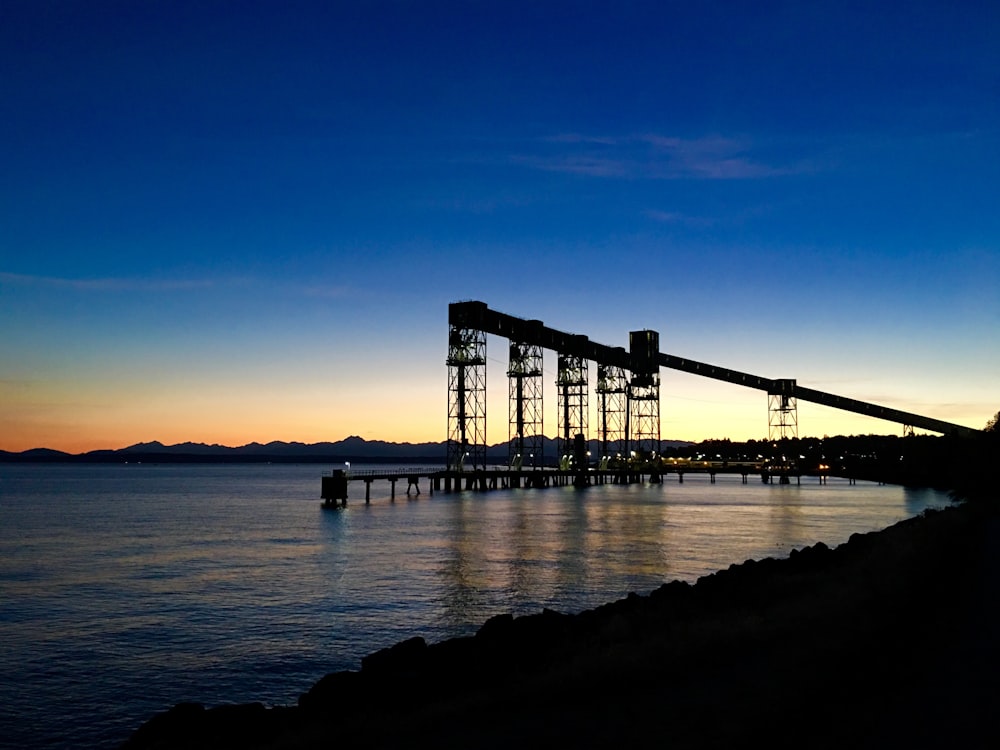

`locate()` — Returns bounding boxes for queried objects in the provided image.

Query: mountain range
[0,436,693,463]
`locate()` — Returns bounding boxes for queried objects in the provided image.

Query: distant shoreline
[0,453,446,465]
[1,436,699,464]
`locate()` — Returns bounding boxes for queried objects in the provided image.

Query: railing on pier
[321,467,445,480]
[321,461,835,507]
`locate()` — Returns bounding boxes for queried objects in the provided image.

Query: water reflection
[436,475,953,624]
[767,488,805,558]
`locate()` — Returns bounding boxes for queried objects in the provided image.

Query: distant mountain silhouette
[1,436,693,463]
[5,447,73,459]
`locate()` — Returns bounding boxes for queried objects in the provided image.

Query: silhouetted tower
[628,330,660,459]
[768,379,798,441]
[447,303,488,471]
[596,361,628,464]
[507,339,543,469]
[557,339,589,467]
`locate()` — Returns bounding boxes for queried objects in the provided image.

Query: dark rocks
[121,701,296,750]
[360,635,428,674]
[122,702,205,748]
[297,670,364,713]
[423,635,478,677]
[476,612,514,640]
[509,607,570,646]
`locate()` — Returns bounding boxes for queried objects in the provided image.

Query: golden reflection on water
[433,473,947,626]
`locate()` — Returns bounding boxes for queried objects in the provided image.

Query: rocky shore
[122,498,1000,749]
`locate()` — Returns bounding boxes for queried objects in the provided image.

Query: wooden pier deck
[320,463,830,507]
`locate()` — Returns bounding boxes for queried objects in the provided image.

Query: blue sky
[2,0,998,452]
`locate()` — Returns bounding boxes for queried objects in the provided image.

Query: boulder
[360,635,428,675]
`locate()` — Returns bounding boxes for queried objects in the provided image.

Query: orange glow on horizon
[2,405,982,455]
[1,367,988,454]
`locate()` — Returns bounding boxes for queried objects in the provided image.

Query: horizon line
[2,431,950,457]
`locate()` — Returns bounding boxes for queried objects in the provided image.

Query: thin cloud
[295,283,353,299]
[543,133,621,146]
[644,209,718,227]
[513,153,631,178]
[416,194,536,214]
[0,271,221,292]
[1,271,358,300]
[0,378,33,390]
[517,133,811,180]
[645,209,687,223]
[644,199,785,227]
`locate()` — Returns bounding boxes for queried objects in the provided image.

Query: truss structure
[596,363,628,465]
[628,330,660,459]
[447,324,487,470]
[556,353,588,467]
[768,379,798,441]
[629,377,660,458]
[508,340,544,469]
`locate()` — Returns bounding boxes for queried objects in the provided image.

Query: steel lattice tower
[447,324,487,471]
[768,379,798,441]
[556,352,588,468]
[508,341,543,469]
[628,330,661,459]
[596,363,627,466]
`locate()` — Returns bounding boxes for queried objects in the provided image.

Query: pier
[321,462,831,506]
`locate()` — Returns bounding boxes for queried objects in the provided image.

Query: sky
[1,0,998,453]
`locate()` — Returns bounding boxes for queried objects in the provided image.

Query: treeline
[669,429,999,498]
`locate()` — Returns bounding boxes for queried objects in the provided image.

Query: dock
[320,462,830,507]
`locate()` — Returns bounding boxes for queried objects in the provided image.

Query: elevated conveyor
[449,301,977,439]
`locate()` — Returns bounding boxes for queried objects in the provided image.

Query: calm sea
[0,463,951,749]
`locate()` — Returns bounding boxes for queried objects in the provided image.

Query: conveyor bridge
[446,300,976,471]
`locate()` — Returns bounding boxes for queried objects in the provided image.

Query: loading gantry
[446,321,487,471]
[628,330,661,459]
[768,379,798,441]
[445,300,977,474]
[557,342,589,469]
[596,362,628,467]
[508,339,544,469]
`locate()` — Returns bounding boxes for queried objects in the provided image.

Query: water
[0,463,951,749]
